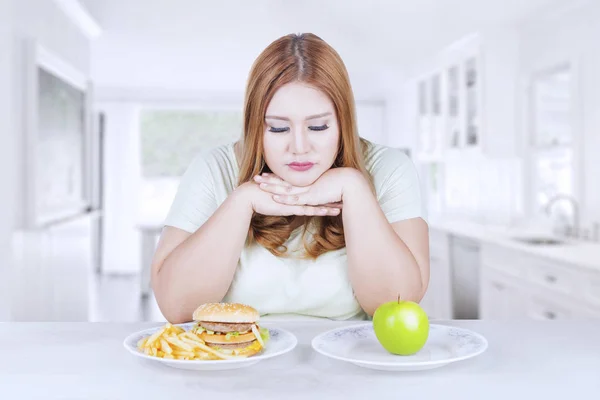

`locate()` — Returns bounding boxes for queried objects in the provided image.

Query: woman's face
[263,82,340,187]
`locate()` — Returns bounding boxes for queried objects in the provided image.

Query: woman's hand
[255,168,363,207]
[237,181,341,217]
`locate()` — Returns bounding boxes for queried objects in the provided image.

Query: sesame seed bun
[192,302,260,323]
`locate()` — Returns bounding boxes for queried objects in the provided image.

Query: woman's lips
[288,162,314,171]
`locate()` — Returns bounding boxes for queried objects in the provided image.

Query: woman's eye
[268,126,290,133]
[309,124,329,131]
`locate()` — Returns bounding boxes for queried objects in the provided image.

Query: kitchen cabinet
[11,212,98,321]
[414,29,520,162]
[420,229,453,319]
[479,243,600,320]
[423,227,600,320]
[450,235,481,319]
[480,267,528,320]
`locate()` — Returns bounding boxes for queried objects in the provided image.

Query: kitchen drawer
[527,296,576,320]
[527,258,579,296]
[480,267,528,320]
[481,244,525,278]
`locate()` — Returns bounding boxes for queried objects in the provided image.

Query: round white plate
[124,323,297,371]
[311,323,488,371]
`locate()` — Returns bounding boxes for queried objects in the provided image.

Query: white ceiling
[82,0,566,99]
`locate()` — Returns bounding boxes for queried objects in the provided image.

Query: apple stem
[397,295,401,303]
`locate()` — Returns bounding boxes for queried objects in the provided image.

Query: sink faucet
[544,194,580,238]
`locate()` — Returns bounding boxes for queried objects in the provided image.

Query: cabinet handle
[543,311,557,320]
[492,282,505,291]
[545,275,557,284]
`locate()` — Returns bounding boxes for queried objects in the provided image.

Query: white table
[1,319,599,399]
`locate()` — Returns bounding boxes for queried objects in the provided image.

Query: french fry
[136,321,256,361]
[137,337,148,349]
[183,331,205,344]
[160,338,173,354]
[145,326,167,347]
[172,350,195,357]
[172,325,185,334]
[197,342,241,360]
[179,337,203,348]
[195,351,218,360]
[165,336,193,351]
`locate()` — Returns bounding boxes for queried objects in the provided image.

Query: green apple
[372,298,429,355]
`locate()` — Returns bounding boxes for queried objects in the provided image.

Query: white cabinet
[480,267,528,320]
[449,236,481,319]
[414,29,520,162]
[480,243,600,320]
[424,231,600,320]
[527,292,581,320]
[11,213,97,321]
[420,229,453,319]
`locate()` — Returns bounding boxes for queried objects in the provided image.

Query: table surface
[1,319,599,399]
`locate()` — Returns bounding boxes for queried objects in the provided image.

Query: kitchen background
[0,0,599,322]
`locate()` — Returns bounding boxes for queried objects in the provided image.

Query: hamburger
[191,302,269,358]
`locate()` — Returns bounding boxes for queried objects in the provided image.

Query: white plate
[311,323,488,371]
[123,323,297,371]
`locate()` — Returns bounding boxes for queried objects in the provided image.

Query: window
[528,65,575,222]
[138,109,243,221]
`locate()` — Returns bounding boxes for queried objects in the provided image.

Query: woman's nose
[290,129,310,155]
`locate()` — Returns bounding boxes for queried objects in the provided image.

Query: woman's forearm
[153,185,254,323]
[342,173,424,316]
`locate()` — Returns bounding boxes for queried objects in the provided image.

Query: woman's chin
[281,173,318,188]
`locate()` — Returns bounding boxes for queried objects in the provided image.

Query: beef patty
[199,321,254,333]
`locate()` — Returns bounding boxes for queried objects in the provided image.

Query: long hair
[237,33,373,259]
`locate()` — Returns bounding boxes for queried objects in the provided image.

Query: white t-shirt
[164,140,425,320]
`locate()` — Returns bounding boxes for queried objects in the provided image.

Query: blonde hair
[238,33,373,259]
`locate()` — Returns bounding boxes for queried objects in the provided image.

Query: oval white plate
[311,323,488,371]
[124,323,297,371]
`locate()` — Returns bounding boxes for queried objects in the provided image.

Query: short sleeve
[163,153,218,233]
[371,148,426,224]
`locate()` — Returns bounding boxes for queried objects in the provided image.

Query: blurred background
[1,0,599,323]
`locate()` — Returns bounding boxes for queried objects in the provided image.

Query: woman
[151,33,430,323]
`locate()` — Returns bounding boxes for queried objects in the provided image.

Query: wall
[397,31,524,225]
[443,3,600,227]
[397,3,600,228]
[2,0,92,320]
[0,0,15,320]
[442,157,522,225]
[518,1,600,227]
[384,78,417,152]
[98,103,141,274]
[11,0,91,228]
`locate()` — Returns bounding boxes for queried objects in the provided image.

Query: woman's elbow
[164,309,190,324]
[152,281,188,324]
[155,296,191,324]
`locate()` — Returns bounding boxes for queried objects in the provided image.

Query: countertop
[1,320,599,399]
[428,218,600,272]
